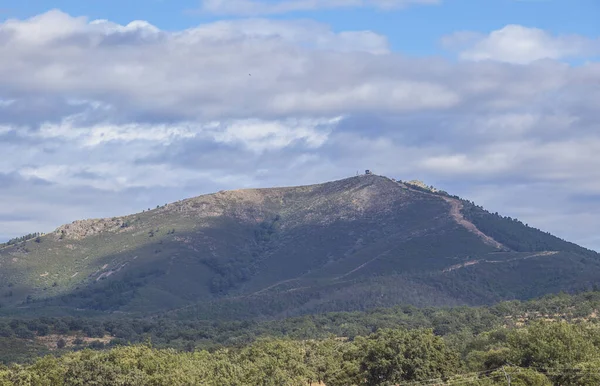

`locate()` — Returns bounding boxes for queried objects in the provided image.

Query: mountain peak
[1,173,598,318]
[48,174,398,244]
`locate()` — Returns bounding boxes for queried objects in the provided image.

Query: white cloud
[179,19,390,54]
[1,11,600,251]
[28,114,339,152]
[0,12,407,122]
[36,119,198,147]
[269,80,460,114]
[0,10,88,45]
[443,25,600,64]
[198,0,440,16]
[211,117,340,152]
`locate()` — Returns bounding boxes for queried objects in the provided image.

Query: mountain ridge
[0,174,599,319]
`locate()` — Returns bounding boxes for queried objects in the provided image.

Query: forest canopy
[2,291,600,384]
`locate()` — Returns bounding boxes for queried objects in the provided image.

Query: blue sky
[0,0,599,249]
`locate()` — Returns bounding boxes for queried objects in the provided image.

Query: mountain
[1,174,599,319]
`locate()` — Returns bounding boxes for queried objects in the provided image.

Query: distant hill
[1,174,599,319]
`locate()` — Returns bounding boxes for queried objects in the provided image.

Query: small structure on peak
[365,170,372,175]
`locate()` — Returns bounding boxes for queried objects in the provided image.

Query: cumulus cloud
[1,10,600,251]
[0,11,403,124]
[197,0,440,16]
[443,25,600,64]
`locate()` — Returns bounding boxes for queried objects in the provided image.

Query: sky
[0,1,599,250]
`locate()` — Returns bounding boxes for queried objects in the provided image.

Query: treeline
[2,290,600,365]
[1,233,42,247]
[4,321,600,385]
[399,178,595,256]
[460,200,597,256]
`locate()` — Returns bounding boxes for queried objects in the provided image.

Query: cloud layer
[1,10,600,250]
[197,0,440,16]
[443,25,600,64]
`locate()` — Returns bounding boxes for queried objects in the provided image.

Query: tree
[57,338,67,349]
[305,338,361,386]
[238,338,315,386]
[355,328,460,386]
[36,324,50,336]
[508,321,600,369]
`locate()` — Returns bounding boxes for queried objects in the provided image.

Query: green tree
[488,366,551,386]
[305,338,360,386]
[508,321,600,369]
[238,338,314,386]
[355,328,459,386]
[57,338,66,349]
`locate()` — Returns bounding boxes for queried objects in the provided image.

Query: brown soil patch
[36,334,113,350]
[440,196,506,250]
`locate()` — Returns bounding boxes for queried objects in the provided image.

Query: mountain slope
[1,174,599,319]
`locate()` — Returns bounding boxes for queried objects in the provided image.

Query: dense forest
[2,319,600,384]
[2,291,600,384]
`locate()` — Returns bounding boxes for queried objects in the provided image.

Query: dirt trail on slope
[396,181,507,250]
[443,251,559,273]
[440,196,507,250]
[335,249,393,280]
[251,277,301,296]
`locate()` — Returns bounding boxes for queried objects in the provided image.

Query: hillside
[1,174,599,318]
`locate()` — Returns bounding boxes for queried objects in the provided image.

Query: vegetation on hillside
[460,201,596,255]
[1,290,600,364]
[2,177,600,384]
[0,233,42,248]
[2,175,600,321]
[399,177,595,256]
[3,318,600,385]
